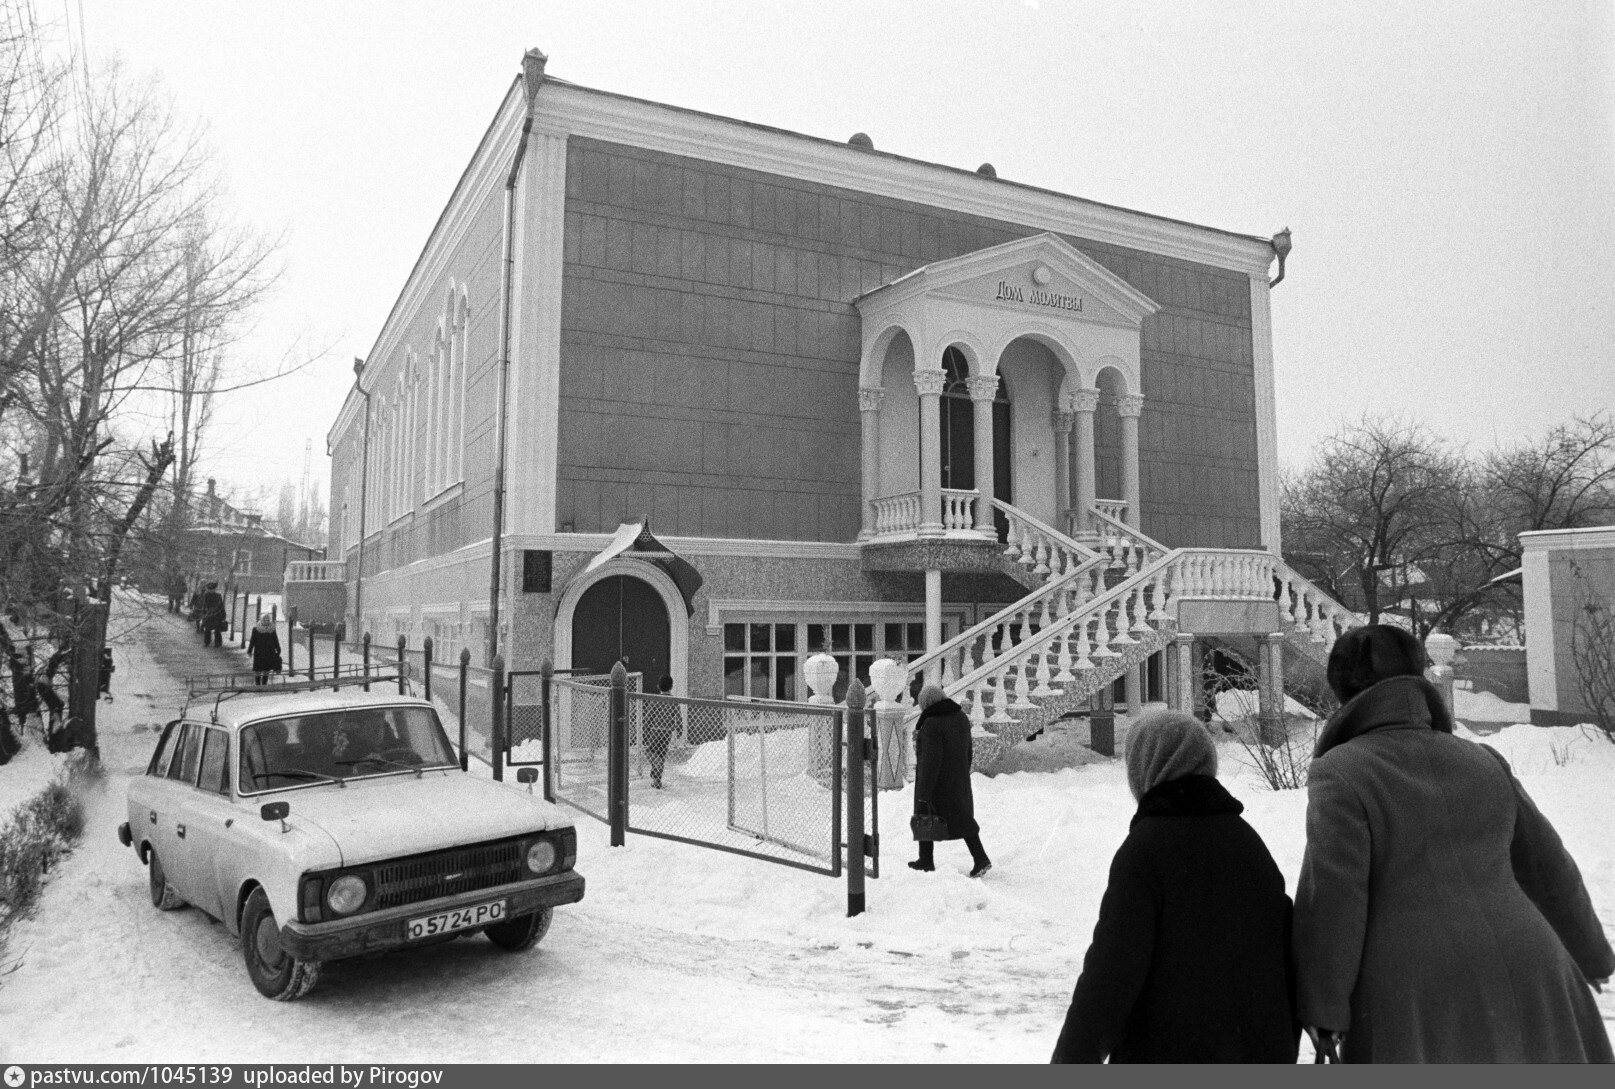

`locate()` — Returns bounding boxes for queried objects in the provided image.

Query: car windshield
[238,706,458,792]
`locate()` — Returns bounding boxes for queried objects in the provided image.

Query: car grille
[373,838,527,910]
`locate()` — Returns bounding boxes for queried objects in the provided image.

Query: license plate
[406,899,505,940]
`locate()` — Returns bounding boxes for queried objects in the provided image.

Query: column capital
[1069,387,1100,414]
[1117,393,1145,419]
[912,368,947,397]
[964,374,1000,402]
[858,386,885,412]
[1050,410,1075,435]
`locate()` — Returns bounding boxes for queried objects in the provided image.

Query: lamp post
[351,356,373,641]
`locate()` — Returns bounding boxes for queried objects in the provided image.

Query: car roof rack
[180,664,417,720]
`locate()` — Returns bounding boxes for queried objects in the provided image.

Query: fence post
[331,623,342,683]
[254,596,263,629]
[285,607,297,679]
[361,632,371,691]
[396,634,408,694]
[608,660,628,846]
[458,648,470,771]
[422,636,434,704]
[308,623,318,683]
[540,658,554,802]
[492,654,507,783]
[846,679,867,917]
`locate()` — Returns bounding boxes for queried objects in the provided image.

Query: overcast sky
[58,0,1615,506]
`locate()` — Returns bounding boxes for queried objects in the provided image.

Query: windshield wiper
[338,755,425,779]
[253,767,347,788]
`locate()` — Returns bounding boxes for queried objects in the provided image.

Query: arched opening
[569,575,671,685]
[935,346,1010,530]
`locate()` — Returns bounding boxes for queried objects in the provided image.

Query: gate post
[361,631,371,691]
[396,634,408,694]
[846,679,867,917]
[608,660,628,846]
[458,647,471,771]
[331,623,342,683]
[286,607,297,679]
[540,658,554,802]
[492,654,507,783]
[422,636,434,703]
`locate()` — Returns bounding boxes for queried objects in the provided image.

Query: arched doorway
[937,346,1011,535]
[570,574,671,685]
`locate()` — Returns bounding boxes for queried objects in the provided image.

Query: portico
[854,233,1160,546]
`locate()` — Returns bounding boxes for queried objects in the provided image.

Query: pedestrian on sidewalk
[247,614,282,686]
[909,684,990,877]
[1050,709,1298,1063]
[200,582,227,647]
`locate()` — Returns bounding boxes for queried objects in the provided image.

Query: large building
[327,50,1337,720]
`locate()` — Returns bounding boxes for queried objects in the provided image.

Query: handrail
[1088,504,1170,558]
[1271,554,1367,637]
[903,552,1111,683]
[990,497,1098,561]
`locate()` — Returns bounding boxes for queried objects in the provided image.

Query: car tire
[148,848,185,911]
[484,906,553,951]
[241,888,321,1000]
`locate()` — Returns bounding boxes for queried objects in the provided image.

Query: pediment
[856,232,1160,328]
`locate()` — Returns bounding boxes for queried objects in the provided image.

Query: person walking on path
[1051,709,1299,1063]
[642,674,677,788]
[247,614,282,686]
[1294,624,1614,1063]
[200,582,227,647]
[909,684,990,877]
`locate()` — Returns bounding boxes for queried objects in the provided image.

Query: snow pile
[0,739,73,824]
[1453,687,1533,724]
[1213,689,1318,721]
[677,725,817,782]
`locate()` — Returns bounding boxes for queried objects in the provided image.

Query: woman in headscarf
[1294,624,1613,1063]
[911,684,991,877]
[1051,709,1298,1063]
[247,613,282,686]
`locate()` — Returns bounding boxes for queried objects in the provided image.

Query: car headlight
[325,874,368,915]
[525,839,557,874]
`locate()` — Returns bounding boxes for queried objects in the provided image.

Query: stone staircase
[899,501,1364,768]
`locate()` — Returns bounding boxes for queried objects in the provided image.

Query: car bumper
[278,870,586,961]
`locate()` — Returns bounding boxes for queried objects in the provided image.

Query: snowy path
[2,596,1611,1062]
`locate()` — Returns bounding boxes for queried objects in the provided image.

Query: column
[1118,392,1144,530]
[1257,632,1286,746]
[1051,410,1074,536]
[924,568,943,685]
[1125,664,1142,715]
[1071,387,1099,535]
[914,368,946,536]
[966,374,999,534]
[1174,632,1196,715]
[857,387,884,540]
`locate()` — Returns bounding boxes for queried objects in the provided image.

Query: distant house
[1521,525,1615,726]
[182,478,323,596]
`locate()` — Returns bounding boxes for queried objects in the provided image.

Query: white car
[120,688,584,1000]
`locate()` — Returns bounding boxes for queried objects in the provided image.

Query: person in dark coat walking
[1294,624,1614,1063]
[200,582,227,647]
[1051,709,1299,1063]
[643,674,677,788]
[910,684,990,877]
[247,614,282,686]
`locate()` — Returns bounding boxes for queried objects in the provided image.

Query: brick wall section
[558,136,1262,548]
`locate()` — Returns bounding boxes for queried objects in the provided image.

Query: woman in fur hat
[1293,624,1613,1063]
[1051,708,1298,1063]
[910,684,991,877]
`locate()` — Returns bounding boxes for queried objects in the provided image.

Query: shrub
[0,757,92,949]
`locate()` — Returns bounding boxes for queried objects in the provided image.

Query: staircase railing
[1272,557,1366,647]
[992,498,1097,581]
[1088,505,1170,568]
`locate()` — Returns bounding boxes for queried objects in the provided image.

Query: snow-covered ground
[1,596,1611,1062]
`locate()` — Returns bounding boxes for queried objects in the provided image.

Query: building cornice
[1519,525,1615,551]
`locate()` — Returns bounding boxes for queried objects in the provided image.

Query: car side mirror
[260,801,290,832]
[516,767,537,792]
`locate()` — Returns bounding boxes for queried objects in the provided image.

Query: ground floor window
[722,616,952,703]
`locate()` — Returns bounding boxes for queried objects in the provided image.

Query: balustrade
[285,560,347,582]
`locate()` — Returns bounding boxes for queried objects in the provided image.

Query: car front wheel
[148,849,185,911]
[241,888,321,1000]
[484,907,553,951]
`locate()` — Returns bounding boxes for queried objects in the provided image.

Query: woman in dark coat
[1294,624,1613,1063]
[910,684,990,877]
[200,582,227,647]
[246,614,282,686]
[642,674,677,788]
[1051,709,1299,1063]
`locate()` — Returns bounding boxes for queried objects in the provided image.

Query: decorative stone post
[1257,632,1286,746]
[1051,410,1074,533]
[868,657,909,789]
[1117,392,1144,530]
[804,651,841,781]
[914,368,947,536]
[1071,387,1099,536]
[1424,631,1458,716]
[1175,632,1197,715]
[966,374,999,533]
[924,569,943,685]
[857,387,884,540]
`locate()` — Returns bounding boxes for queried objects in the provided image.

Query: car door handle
[149,810,157,824]
[176,823,186,838]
